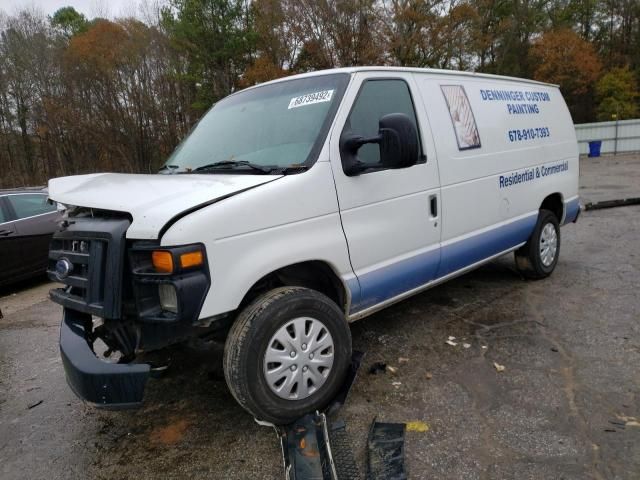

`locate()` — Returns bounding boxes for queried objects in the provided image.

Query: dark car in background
[0,188,61,287]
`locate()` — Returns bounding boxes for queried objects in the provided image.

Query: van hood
[48,172,282,239]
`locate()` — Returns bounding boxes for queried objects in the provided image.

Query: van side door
[418,79,546,278]
[329,72,441,315]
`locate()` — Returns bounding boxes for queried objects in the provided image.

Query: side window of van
[343,79,422,170]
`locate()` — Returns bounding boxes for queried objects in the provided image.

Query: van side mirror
[340,113,420,176]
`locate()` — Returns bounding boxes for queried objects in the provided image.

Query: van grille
[49,238,106,310]
[48,217,130,319]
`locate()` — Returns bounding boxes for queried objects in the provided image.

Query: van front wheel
[515,209,561,279]
[223,287,351,424]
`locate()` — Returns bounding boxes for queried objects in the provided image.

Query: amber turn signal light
[152,250,174,273]
[180,251,203,269]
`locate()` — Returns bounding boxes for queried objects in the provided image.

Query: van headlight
[151,247,204,274]
[158,284,178,313]
[129,243,210,323]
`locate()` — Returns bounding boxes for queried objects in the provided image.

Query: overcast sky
[0,0,164,19]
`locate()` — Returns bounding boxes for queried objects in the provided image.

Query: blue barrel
[588,140,602,157]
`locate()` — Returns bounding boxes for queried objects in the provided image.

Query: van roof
[250,66,558,89]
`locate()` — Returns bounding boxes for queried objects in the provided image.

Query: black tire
[515,209,561,279]
[223,287,352,424]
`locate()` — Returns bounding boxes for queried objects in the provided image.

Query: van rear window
[441,85,481,150]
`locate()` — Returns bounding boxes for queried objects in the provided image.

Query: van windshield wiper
[193,160,274,174]
[276,165,308,175]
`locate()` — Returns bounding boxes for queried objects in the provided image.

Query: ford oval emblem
[55,258,74,280]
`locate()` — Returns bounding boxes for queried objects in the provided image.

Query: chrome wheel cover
[539,222,558,267]
[263,317,335,400]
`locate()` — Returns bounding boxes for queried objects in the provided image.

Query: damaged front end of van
[47,173,278,408]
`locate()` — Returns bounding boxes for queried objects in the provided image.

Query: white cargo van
[48,67,579,423]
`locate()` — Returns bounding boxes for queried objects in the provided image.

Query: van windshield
[163,73,350,174]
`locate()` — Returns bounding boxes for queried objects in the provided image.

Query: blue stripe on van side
[348,213,537,314]
[437,214,537,277]
[351,247,440,311]
[563,197,580,224]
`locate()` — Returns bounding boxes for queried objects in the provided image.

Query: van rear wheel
[515,209,560,279]
[223,287,351,424]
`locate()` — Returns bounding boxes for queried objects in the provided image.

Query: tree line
[0,0,638,188]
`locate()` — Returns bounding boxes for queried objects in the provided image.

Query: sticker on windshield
[288,90,334,109]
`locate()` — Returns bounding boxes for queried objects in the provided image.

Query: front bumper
[60,309,150,409]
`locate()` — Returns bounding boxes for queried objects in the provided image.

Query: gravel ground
[1,155,639,479]
[579,152,640,204]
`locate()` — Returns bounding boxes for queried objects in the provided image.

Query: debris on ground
[584,197,640,211]
[367,422,407,480]
[462,343,471,349]
[26,400,43,410]
[445,339,458,347]
[329,420,361,479]
[493,362,506,372]
[278,353,365,479]
[425,372,433,380]
[405,421,429,433]
[280,413,335,479]
[368,361,397,375]
[398,357,409,364]
[616,415,640,428]
[392,382,402,388]
[326,351,365,417]
[368,362,387,375]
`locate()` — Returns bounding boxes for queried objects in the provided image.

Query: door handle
[0,229,13,237]
[429,195,438,218]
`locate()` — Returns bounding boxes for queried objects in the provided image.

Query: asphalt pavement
[1,154,639,479]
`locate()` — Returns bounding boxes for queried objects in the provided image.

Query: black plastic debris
[27,400,43,410]
[368,362,387,375]
[278,351,364,480]
[366,421,407,480]
[326,350,365,417]
[584,197,640,210]
[280,412,336,480]
[279,414,363,480]
[328,420,361,480]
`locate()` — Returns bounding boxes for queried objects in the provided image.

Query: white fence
[574,118,640,155]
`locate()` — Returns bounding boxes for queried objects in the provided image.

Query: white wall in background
[575,118,640,155]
